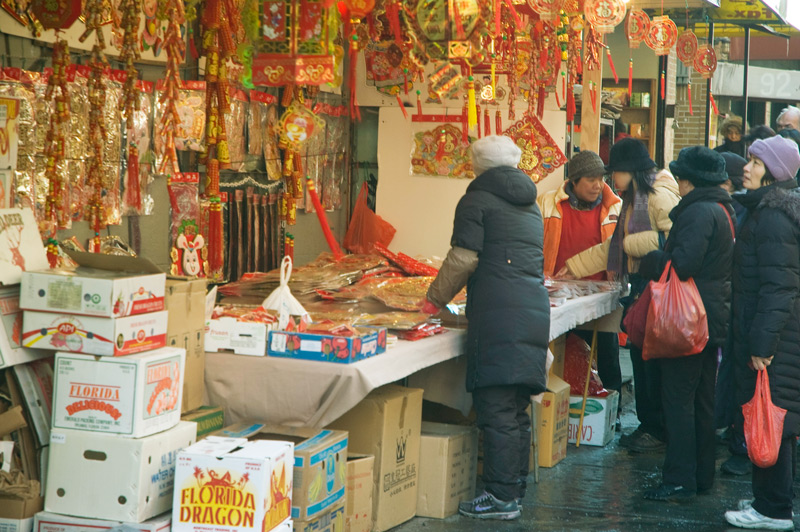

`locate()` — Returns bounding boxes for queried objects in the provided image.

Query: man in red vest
[538,150,623,418]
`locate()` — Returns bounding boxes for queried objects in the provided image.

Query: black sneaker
[628,432,667,453]
[721,454,752,476]
[619,427,644,448]
[643,484,696,502]
[458,491,521,520]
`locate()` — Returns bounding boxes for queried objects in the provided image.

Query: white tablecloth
[204,290,621,427]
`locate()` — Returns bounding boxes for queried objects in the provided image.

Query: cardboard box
[344,454,373,532]
[20,252,166,318]
[181,406,224,439]
[567,391,619,447]
[164,279,207,413]
[0,286,51,370]
[535,375,570,467]
[33,511,171,532]
[52,348,185,438]
[12,360,54,447]
[45,421,197,522]
[172,436,293,532]
[0,481,43,518]
[416,422,477,519]
[212,423,348,522]
[328,385,423,532]
[0,517,33,532]
[548,334,566,379]
[293,501,344,532]
[22,310,168,356]
[0,209,49,286]
[267,328,387,364]
[205,318,268,356]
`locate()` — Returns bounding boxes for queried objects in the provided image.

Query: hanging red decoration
[526,0,564,21]
[584,0,626,35]
[677,29,699,67]
[584,26,603,71]
[30,0,81,29]
[502,116,567,183]
[625,8,650,49]
[645,16,678,56]
[694,44,717,79]
[687,80,693,115]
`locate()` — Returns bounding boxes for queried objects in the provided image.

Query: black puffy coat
[733,181,800,435]
[662,186,735,347]
[450,166,550,394]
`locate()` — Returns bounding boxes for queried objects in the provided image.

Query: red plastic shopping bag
[642,260,709,360]
[743,369,787,468]
[343,183,396,254]
[622,283,652,349]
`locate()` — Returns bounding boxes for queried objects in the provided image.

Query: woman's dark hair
[761,166,776,186]
[618,168,657,202]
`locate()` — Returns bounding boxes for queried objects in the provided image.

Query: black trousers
[629,344,665,439]
[752,436,795,520]
[659,345,717,491]
[572,330,622,405]
[473,385,531,501]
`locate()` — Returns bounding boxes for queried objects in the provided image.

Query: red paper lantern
[694,45,717,79]
[645,15,677,56]
[584,0,626,35]
[527,0,564,20]
[626,9,650,49]
[677,30,698,67]
[30,0,81,29]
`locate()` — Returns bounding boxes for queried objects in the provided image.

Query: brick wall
[673,68,712,159]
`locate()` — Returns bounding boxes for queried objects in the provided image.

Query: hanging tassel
[484,108,490,136]
[490,57,496,98]
[710,91,719,115]
[501,0,522,30]
[207,159,224,273]
[555,87,562,109]
[435,129,448,161]
[403,68,409,95]
[452,0,466,40]
[46,237,59,268]
[660,70,665,100]
[537,85,545,118]
[126,142,141,211]
[606,47,618,84]
[462,112,468,144]
[467,75,477,130]
[416,89,422,116]
[589,82,597,113]
[386,1,403,47]
[567,89,576,122]
[628,59,633,98]
[188,28,199,59]
[476,104,482,138]
[396,93,408,119]
[561,71,566,101]
[688,81,693,115]
[494,0,501,35]
[496,110,502,135]
[349,35,361,121]
[307,178,343,260]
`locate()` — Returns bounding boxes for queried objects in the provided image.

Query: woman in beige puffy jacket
[605,138,681,454]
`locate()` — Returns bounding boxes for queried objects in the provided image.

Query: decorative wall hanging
[503,116,567,183]
[30,0,81,29]
[584,0,625,34]
[676,29,697,67]
[645,15,677,55]
[626,9,649,49]
[171,220,209,277]
[411,123,472,178]
[250,0,338,86]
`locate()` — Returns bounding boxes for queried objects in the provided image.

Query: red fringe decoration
[349,46,361,121]
[126,144,141,211]
[484,108,490,136]
[628,59,633,98]
[396,94,408,119]
[501,0,522,29]
[453,0,466,40]
[606,48,618,84]
[567,90,576,122]
[688,82,693,115]
[476,104,482,138]
[589,83,597,113]
[661,72,665,99]
[537,85,545,118]
[496,111,502,134]
[710,91,719,115]
[386,1,403,47]
[494,0,501,35]
[462,112,468,144]
[417,91,422,116]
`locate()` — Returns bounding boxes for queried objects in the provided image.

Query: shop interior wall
[1,32,347,271]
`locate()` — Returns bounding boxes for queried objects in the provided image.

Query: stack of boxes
[17,253,199,529]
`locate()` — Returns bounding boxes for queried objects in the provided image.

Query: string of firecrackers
[116,0,143,211]
[565,0,582,123]
[157,0,186,178]
[42,40,71,266]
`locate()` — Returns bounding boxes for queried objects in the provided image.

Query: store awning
[707,0,800,34]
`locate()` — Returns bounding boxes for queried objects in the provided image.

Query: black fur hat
[606,138,656,172]
[669,146,728,186]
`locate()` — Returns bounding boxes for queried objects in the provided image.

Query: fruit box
[20,252,166,318]
[267,328,387,364]
[22,310,168,356]
[33,511,172,532]
[172,436,294,532]
[567,391,619,447]
[52,348,185,438]
[205,318,269,357]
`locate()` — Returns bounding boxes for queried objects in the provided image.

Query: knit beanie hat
[748,135,800,182]
[721,152,746,190]
[606,138,656,173]
[471,135,522,176]
[669,146,728,186]
[568,150,606,181]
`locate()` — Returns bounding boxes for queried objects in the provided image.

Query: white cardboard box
[0,517,33,532]
[52,348,185,437]
[33,511,171,532]
[0,208,48,286]
[45,421,197,522]
[0,286,51,369]
[20,253,166,318]
[205,318,268,356]
[172,436,293,532]
[22,310,168,356]
[567,391,619,447]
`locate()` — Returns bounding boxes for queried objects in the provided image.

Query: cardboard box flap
[184,436,249,456]
[0,406,26,438]
[420,422,475,437]
[546,375,570,394]
[65,250,164,274]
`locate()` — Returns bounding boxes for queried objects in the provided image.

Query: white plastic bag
[261,256,310,330]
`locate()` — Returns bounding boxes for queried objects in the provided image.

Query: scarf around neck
[607,177,656,278]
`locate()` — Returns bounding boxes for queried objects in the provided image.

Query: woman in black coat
[639,147,735,502]
[423,135,550,521]
[725,135,800,531]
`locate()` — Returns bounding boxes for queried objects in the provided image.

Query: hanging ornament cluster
[157,0,186,176]
[340,0,376,120]
[528,0,565,21]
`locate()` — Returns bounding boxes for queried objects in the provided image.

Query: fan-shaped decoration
[645,15,677,56]
[677,29,698,67]
[527,0,564,20]
[694,45,717,79]
[625,8,649,49]
[584,0,626,35]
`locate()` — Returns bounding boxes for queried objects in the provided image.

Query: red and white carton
[22,310,168,356]
[52,348,185,438]
[33,511,171,532]
[172,437,293,532]
[20,253,166,319]
[45,421,197,523]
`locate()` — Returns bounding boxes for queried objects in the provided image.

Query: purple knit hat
[748,135,800,181]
